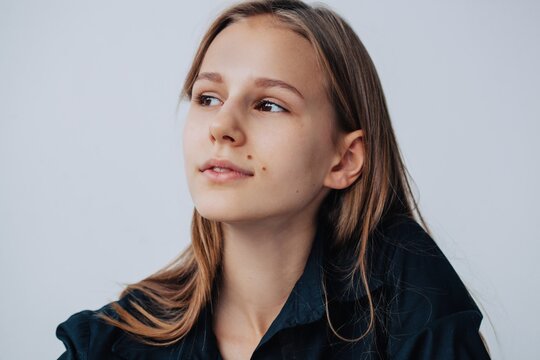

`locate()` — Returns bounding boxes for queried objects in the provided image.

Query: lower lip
[201,169,253,183]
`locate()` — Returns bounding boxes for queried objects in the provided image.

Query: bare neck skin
[212,210,318,349]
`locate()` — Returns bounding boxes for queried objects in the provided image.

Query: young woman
[56,0,491,359]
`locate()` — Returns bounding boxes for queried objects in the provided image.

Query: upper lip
[200,158,254,176]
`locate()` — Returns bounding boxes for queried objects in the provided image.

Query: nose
[208,103,246,146]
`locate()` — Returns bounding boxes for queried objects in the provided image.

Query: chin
[194,203,267,224]
[195,203,246,222]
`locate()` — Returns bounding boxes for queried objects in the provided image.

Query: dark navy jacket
[56,215,491,359]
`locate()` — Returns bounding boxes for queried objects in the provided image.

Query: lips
[199,158,254,176]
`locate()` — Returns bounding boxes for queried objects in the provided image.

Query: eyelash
[194,94,289,113]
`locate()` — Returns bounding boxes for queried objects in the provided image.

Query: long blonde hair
[97,0,430,346]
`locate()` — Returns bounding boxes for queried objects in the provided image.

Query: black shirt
[56,215,491,359]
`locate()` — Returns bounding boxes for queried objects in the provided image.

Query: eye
[195,94,221,107]
[255,100,288,113]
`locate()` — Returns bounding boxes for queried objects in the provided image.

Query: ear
[323,129,365,190]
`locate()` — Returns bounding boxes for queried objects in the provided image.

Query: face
[182,15,339,224]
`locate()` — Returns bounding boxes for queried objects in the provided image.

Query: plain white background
[1,0,538,358]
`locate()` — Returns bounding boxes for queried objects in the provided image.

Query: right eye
[195,94,221,107]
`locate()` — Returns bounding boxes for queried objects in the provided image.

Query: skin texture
[182,14,365,360]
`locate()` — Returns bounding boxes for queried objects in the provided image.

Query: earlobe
[323,130,365,190]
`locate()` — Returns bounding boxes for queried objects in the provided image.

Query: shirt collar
[177,222,330,358]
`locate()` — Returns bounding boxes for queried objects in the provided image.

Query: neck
[212,212,317,341]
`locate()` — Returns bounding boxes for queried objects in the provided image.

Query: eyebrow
[194,72,304,100]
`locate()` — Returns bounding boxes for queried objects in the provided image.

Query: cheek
[181,127,193,164]
[182,114,204,157]
[270,134,326,188]
[293,131,334,187]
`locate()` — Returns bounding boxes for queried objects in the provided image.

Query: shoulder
[372,215,490,358]
[55,291,140,360]
[55,290,195,359]
[374,214,479,315]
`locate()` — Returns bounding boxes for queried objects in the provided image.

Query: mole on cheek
[247,155,252,159]
[262,166,266,171]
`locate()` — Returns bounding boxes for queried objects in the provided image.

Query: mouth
[199,158,254,177]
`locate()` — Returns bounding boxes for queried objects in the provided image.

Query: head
[181,0,417,245]
[182,12,364,227]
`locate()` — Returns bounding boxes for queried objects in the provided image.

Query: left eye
[255,100,287,113]
[196,95,221,107]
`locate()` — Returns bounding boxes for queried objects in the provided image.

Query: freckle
[247,154,252,159]
[296,189,299,193]
[262,166,266,171]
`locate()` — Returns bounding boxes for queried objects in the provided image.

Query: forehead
[199,15,327,100]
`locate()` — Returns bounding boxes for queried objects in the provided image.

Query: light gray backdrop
[1,1,538,359]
